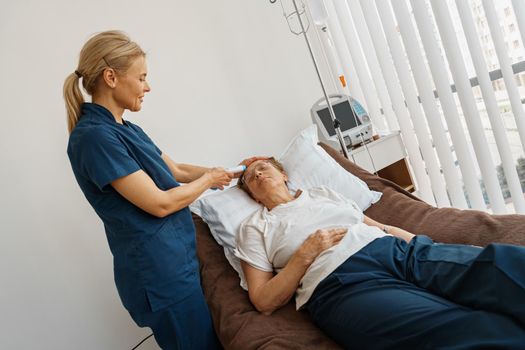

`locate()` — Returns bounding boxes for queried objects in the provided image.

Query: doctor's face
[114,55,151,112]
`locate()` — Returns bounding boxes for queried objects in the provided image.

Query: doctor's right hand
[297,227,348,265]
[205,167,234,190]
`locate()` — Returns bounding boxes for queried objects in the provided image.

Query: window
[477,18,486,27]
[505,7,511,16]
[510,24,515,32]
[514,40,520,49]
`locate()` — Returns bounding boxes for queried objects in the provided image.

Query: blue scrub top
[67,103,200,313]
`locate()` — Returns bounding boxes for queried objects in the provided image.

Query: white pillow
[192,186,261,249]
[191,186,257,289]
[190,125,381,288]
[280,125,381,210]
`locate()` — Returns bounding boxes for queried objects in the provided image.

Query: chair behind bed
[193,142,525,350]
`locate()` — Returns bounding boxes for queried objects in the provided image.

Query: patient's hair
[63,30,146,134]
[238,157,286,199]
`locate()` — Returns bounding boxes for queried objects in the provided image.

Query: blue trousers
[306,235,525,350]
[130,288,222,350]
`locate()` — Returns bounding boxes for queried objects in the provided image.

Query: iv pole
[272,0,350,159]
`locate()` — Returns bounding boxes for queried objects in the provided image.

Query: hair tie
[74,70,82,78]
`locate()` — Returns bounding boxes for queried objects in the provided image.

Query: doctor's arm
[161,153,211,183]
[242,227,347,315]
[161,154,266,182]
[363,215,415,243]
[111,168,231,218]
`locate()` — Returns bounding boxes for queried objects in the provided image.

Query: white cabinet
[348,131,406,172]
[348,131,415,192]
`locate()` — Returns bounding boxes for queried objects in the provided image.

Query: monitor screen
[317,100,361,137]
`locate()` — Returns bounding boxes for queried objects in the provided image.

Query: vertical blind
[307,0,525,214]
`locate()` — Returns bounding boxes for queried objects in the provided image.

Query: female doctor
[64,30,246,349]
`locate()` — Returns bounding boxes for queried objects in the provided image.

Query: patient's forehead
[246,160,266,171]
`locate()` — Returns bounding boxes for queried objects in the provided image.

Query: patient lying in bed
[234,158,525,349]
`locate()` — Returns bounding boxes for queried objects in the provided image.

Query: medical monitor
[311,94,373,149]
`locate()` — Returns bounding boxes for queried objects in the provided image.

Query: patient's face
[243,160,287,199]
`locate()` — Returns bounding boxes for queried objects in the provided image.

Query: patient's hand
[297,227,348,265]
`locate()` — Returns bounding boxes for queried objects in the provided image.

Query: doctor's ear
[102,68,118,88]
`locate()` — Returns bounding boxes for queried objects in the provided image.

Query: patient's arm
[241,258,307,316]
[364,215,415,243]
[241,227,347,315]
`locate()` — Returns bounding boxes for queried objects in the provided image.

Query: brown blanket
[193,142,525,350]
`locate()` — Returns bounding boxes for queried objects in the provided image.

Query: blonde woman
[64,30,230,349]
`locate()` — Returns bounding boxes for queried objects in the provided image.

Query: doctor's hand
[296,227,348,265]
[204,167,234,190]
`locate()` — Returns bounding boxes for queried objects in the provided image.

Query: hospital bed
[192,141,525,349]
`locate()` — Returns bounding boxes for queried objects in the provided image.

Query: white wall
[0,1,326,349]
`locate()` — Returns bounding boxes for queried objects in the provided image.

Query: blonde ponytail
[63,72,85,134]
[63,30,145,134]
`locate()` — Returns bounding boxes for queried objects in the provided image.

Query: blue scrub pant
[306,235,525,349]
[130,288,222,350]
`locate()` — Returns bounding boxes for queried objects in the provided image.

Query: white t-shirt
[234,186,388,309]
